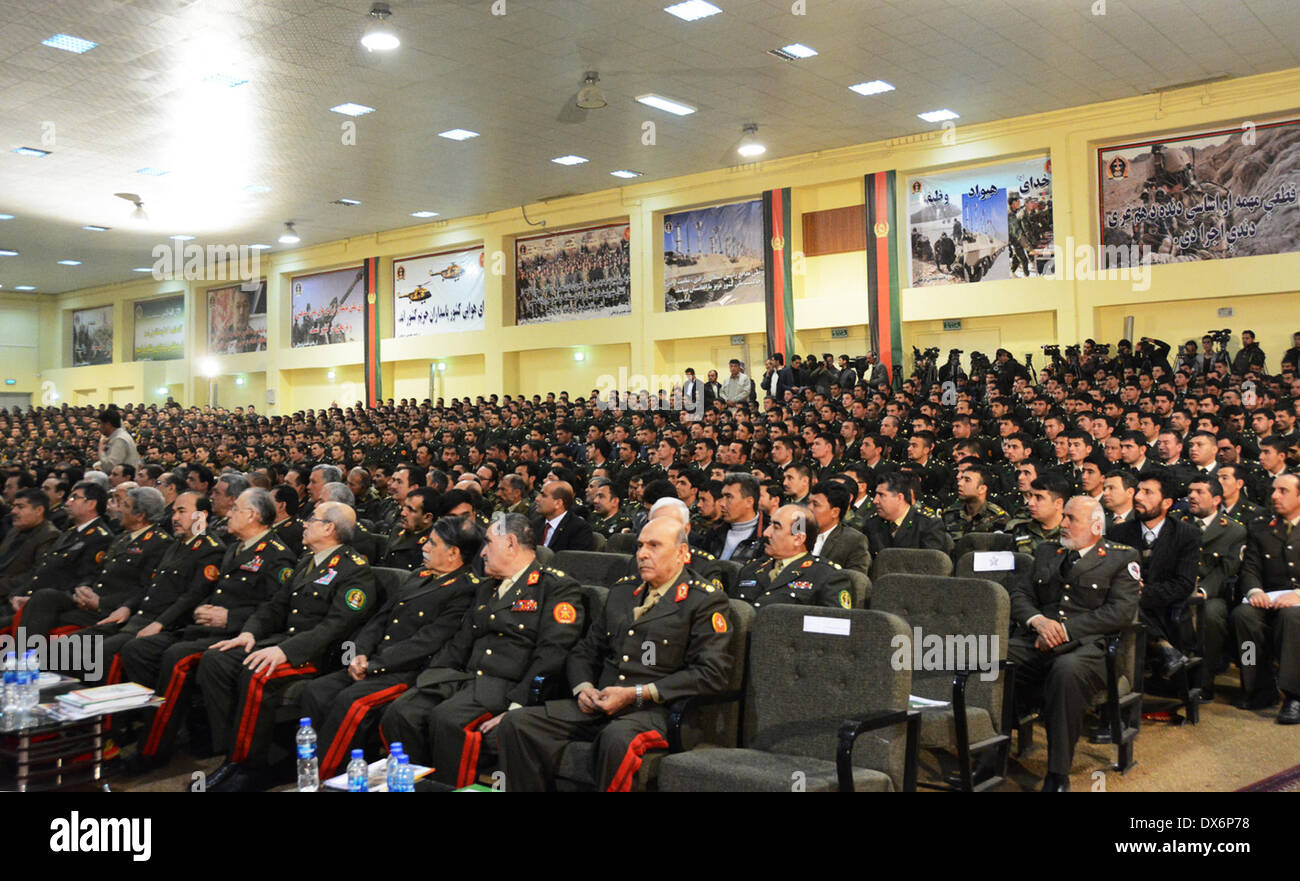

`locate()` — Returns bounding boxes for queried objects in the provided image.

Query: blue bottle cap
[299,717,312,727]
[351,749,364,759]
[397,755,410,764]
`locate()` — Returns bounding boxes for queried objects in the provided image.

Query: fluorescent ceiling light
[331,102,375,117]
[0,214,14,220]
[132,267,153,272]
[335,198,362,206]
[170,234,195,241]
[634,94,696,116]
[610,170,643,179]
[14,286,35,291]
[244,184,271,193]
[136,167,169,176]
[12,147,49,157]
[552,155,589,166]
[438,129,479,141]
[0,249,18,257]
[781,43,817,58]
[57,259,82,266]
[202,73,249,88]
[850,80,895,96]
[665,1,721,21]
[918,108,959,122]
[82,225,110,232]
[249,244,272,250]
[410,211,439,218]
[42,34,98,54]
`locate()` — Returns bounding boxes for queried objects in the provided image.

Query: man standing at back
[95,407,142,474]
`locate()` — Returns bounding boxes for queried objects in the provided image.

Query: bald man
[498,517,732,791]
[195,500,379,792]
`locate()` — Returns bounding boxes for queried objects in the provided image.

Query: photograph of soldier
[72,306,114,367]
[290,267,365,348]
[207,281,267,354]
[515,224,631,325]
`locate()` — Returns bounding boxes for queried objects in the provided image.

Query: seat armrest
[665,690,743,753]
[836,709,919,793]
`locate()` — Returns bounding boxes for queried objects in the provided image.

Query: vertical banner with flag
[761,187,795,360]
[362,256,382,407]
[865,171,903,388]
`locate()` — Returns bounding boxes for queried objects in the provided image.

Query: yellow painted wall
[1095,291,1300,364]
[8,67,1300,412]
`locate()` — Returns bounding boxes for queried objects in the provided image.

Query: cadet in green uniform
[498,517,732,791]
[942,463,1010,542]
[1005,472,1069,555]
[379,512,583,787]
[590,478,633,538]
[195,501,379,791]
[303,517,484,778]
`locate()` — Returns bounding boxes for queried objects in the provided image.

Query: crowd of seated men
[0,329,1298,791]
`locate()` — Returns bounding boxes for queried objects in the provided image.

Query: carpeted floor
[79,672,1298,793]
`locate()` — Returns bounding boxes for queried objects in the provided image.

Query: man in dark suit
[1009,495,1141,791]
[862,470,953,559]
[532,480,594,552]
[1229,473,1300,723]
[681,368,703,416]
[702,369,722,410]
[807,481,872,576]
[864,351,889,389]
[0,489,60,601]
[1110,473,1201,678]
[837,354,859,390]
[1183,474,1246,699]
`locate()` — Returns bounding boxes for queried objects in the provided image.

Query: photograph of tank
[663,199,765,311]
[907,156,1053,286]
[1099,117,1300,267]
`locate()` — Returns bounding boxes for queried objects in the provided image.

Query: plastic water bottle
[394,755,413,792]
[385,742,404,790]
[1,653,17,714]
[16,650,38,712]
[346,749,369,792]
[296,717,319,791]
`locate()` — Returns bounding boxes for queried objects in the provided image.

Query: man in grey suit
[806,481,871,576]
[94,407,142,473]
[864,351,890,388]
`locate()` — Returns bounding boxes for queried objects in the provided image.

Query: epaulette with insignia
[349,552,367,565]
[613,574,639,585]
[468,573,480,583]
[829,560,842,569]
[268,538,287,551]
[695,549,717,561]
[691,578,716,593]
[542,566,567,578]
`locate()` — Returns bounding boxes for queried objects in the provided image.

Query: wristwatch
[635,684,644,708]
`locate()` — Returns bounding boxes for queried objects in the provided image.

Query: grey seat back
[845,570,872,608]
[370,566,415,610]
[746,606,912,791]
[872,547,953,579]
[684,599,757,751]
[952,531,1015,560]
[534,545,555,565]
[553,550,633,588]
[605,533,637,555]
[873,574,1010,730]
[710,559,742,594]
[589,532,607,551]
[954,550,1034,593]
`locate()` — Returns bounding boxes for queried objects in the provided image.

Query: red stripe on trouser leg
[50,625,84,637]
[606,731,669,792]
[457,712,494,788]
[142,653,203,756]
[320,683,409,778]
[230,663,316,763]
[103,654,125,729]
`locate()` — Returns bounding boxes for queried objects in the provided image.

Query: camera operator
[938,349,966,385]
[993,348,1030,394]
[1231,329,1266,377]
[1136,337,1172,376]
[1194,333,1229,376]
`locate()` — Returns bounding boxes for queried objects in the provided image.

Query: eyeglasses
[303,516,326,524]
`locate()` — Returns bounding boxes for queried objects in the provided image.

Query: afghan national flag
[865,171,902,388]
[362,256,382,407]
[762,187,795,360]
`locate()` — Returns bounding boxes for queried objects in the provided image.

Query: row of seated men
[1,463,1296,792]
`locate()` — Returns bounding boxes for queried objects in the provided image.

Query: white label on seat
[803,615,851,636]
[972,551,1014,572]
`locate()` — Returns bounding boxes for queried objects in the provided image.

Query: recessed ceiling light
[42,34,98,54]
[249,244,272,250]
[202,73,249,88]
[665,1,721,22]
[410,211,439,218]
[610,170,643,179]
[136,167,169,176]
[780,43,818,58]
[331,102,375,117]
[333,198,362,206]
[552,155,589,166]
[0,249,18,257]
[57,259,82,266]
[634,94,697,116]
[12,147,50,158]
[0,214,14,220]
[14,285,35,291]
[850,80,895,96]
[170,234,195,241]
[438,129,479,141]
[82,225,110,232]
[918,108,959,122]
[132,267,153,272]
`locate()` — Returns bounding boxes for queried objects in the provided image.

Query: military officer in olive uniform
[590,478,634,539]
[1005,473,1071,555]
[733,505,853,609]
[2,481,114,629]
[862,472,954,558]
[379,513,583,787]
[1229,473,1300,723]
[1008,496,1141,791]
[67,491,225,683]
[122,488,297,772]
[195,501,379,791]
[382,487,437,571]
[498,516,732,791]
[302,517,484,778]
[1184,474,1246,698]
[17,486,171,639]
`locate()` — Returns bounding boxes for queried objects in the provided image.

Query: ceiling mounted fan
[114,192,148,221]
